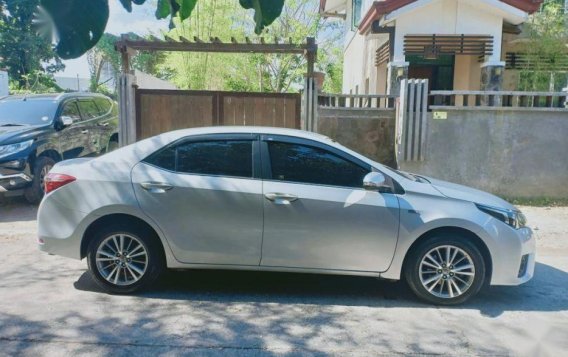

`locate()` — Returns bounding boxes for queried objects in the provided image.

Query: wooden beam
[115,38,310,54]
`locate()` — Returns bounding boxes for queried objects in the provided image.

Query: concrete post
[387,61,409,96]
[480,61,505,106]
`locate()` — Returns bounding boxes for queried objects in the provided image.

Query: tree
[161,0,344,93]
[0,0,64,89]
[87,33,170,93]
[38,0,285,59]
[519,0,568,91]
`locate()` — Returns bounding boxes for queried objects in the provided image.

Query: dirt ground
[1,197,567,356]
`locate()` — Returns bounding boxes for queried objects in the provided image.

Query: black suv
[0,93,119,203]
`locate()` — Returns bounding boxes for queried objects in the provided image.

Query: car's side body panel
[131,162,264,266]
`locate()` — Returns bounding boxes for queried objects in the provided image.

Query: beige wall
[453,56,481,91]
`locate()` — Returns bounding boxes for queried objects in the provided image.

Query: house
[320,0,544,94]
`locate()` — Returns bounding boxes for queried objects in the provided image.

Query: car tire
[24,156,56,204]
[86,223,165,294]
[404,234,486,305]
[106,139,119,153]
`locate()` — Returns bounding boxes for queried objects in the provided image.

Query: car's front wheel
[24,156,56,204]
[404,234,486,305]
[86,224,165,294]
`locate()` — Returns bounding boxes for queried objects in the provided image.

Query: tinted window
[60,101,81,122]
[145,140,253,178]
[145,146,176,171]
[94,98,112,115]
[268,142,368,188]
[177,141,252,178]
[78,100,100,119]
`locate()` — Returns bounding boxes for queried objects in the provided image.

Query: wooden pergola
[114,35,320,145]
[115,35,318,76]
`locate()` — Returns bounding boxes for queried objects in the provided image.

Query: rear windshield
[0,99,58,126]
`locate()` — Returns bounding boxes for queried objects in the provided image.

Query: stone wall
[316,108,397,168]
[401,108,568,199]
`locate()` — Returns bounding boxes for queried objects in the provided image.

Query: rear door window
[94,98,112,116]
[78,100,100,120]
[145,140,253,178]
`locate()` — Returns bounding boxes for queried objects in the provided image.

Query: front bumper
[490,225,536,286]
[0,172,32,192]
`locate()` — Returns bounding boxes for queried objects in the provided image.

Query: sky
[60,1,169,79]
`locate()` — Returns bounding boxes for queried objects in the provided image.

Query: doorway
[407,55,455,90]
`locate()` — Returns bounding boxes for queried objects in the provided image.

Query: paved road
[1,198,567,356]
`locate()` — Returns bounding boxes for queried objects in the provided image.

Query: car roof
[1,92,110,103]
[159,126,333,143]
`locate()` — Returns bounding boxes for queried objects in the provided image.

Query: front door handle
[81,129,89,134]
[265,192,298,205]
[140,182,174,193]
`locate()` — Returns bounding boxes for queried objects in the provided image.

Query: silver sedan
[37,127,535,305]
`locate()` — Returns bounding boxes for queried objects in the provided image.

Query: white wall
[0,71,8,97]
[392,0,504,63]
[55,76,90,92]
[134,70,177,90]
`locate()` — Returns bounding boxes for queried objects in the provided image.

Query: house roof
[321,0,543,13]
[353,0,543,33]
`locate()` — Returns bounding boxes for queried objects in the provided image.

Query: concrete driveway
[1,198,567,356]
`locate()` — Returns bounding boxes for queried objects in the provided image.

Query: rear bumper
[37,196,88,260]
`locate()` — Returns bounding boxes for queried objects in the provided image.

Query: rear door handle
[265,192,298,205]
[140,182,174,193]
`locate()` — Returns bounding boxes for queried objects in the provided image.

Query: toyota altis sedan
[37,127,535,305]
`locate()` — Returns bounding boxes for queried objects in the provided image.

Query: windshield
[0,99,58,126]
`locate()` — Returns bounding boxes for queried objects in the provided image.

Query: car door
[76,99,101,156]
[57,100,89,159]
[93,97,116,153]
[260,135,400,272]
[131,134,264,266]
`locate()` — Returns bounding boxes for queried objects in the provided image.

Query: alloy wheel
[419,245,476,299]
[95,234,148,286]
[40,164,53,193]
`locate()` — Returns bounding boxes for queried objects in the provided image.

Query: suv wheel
[24,156,56,204]
[86,223,165,294]
[404,234,486,305]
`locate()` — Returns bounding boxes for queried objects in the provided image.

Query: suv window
[60,101,81,122]
[145,140,253,178]
[78,100,100,120]
[94,98,112,116]
[267,141,368,188]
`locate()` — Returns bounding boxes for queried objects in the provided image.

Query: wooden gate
[135,89,301,140]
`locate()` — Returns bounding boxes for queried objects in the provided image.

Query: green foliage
[0,0,64,89]
[161,0,343,93]
[8,71,63,94]
[519,1,568,91]
[39,0,285,59]
[87,33,169,94]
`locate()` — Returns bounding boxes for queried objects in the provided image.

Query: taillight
[44,173,76,194]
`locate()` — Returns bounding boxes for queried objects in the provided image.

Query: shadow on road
[0,196,37,223]
[74,261,568,317]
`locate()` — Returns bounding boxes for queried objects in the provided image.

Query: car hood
[421,176,516,211]
[0,125,46,145]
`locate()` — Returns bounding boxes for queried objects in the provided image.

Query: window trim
[260,134,373,189]
[142,133,261,180]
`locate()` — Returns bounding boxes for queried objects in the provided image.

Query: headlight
[476,203,527,229]
[0,140,34,159]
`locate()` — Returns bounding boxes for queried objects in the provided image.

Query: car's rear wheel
[404,234,486,305]
[24,156,56,204]
[86,224,165,294]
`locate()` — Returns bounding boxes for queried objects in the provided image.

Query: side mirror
[60,116,74,127]
[363,172,387,191]
[54,116,73,131]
